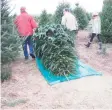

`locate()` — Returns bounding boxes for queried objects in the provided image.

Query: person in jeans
[14,7,38,60]
[85,12,102,49]
[61,8,78,46]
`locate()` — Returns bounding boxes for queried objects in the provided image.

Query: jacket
[14,12,37,36]
[61,12,78,31]
[90,16,101,34]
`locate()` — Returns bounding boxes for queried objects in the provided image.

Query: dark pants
[22,35,34,58]
[86,33,102,49]
[90,33,101,43]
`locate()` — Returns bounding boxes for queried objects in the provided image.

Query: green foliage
[1,0,20,64]
[34,15,40,22]
[1,0,20,82]
[1,65,11,82]
[2,99,28,107]
[86,12,92,21]
[54,3,70,24]
[32,24,77,76]
[47,14,54,23]
[101,0,112,43]
[73,4,88,29]
[39,10,51,26]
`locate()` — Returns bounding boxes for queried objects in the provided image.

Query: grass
[2,99,28,107]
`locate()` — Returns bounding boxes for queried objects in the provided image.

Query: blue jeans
[22,36,34,58]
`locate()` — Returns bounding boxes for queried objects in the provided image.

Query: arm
[14,16,23,37]
[98,17,101,33]
[61,16,66,26]
[87,20,92,31]
[30,16,38,31]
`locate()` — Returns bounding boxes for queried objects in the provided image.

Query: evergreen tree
[54,3,70,24]
[73,3,88,29]
[101,0,112,43]
[86,12,92,21]
[1,0,20,82]
[47,14,54,23]
[39,10,50,26]
[34,15,40,23]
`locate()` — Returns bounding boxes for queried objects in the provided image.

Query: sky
[10,0,103,15]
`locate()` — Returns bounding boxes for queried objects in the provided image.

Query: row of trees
[38,3,90,30]
[101,0,112,43]
[37,0,112,43]
[1,0,20,82]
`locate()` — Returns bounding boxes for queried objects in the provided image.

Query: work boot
[30,53,35,59]
[85,42,91,48]
[25,56,28,60]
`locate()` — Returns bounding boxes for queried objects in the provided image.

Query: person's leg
[97,34,102,49]
[23,37,29,59]
[85,33,96,47]
[27,36,35,59]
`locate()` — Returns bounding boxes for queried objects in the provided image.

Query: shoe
[25,56,28,60]
[30,54,35,59]
[85,44,89,47]
[85,42,91,48]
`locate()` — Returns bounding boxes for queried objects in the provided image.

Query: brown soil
[1,31,112,110]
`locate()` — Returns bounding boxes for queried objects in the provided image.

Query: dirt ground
[1,31,112,110]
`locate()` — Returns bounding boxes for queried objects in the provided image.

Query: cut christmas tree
[32,24,78,76]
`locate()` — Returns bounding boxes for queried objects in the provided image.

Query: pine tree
[86,12,92,21]
[73,3,88,30]
[1,0,20,82]
[47,14,54,23]
[101,0,112,43]
[54,3,70,24]
[39,10,50,26]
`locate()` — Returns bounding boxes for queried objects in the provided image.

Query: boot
[25,56,28,60]
[99,42,102,50]
[30,53,35,59]
[85,42,91,48]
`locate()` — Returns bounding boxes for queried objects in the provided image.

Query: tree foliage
[1,0,20,82]
[73,4,88,29]
[101,0,112,43]
[39,10,51,26]
[54,3,70,24]
[86,12,92,21]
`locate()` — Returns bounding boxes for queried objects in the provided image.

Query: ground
[1,31,112,110]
